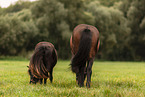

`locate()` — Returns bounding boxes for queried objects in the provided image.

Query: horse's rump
[70,24,100,73]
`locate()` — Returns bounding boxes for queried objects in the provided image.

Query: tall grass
[0,60,145,96]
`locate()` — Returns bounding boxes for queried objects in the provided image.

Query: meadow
[0,59,145,97]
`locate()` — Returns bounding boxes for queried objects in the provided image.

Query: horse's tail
[71,28,92,73]
[30,46,51,79]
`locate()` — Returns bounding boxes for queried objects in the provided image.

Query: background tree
[3,0,34,14]
[97,0,122,6]
[86,1,131,60]
[31,0,71,59]
[0,0,145,61]
[126,0,145,60]
[0,9,38,55]
[58,0,95,32]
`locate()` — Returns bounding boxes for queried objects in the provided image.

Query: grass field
[1,59,145,97]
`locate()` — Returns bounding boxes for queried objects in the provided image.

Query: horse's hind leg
[49,69,53,83]
[86,58,94,88]
[84,66,87,81]
[44,78,47,84]
[40,78,43,84]
[29,80,32,84]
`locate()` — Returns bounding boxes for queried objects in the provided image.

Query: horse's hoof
[86,83,90,88]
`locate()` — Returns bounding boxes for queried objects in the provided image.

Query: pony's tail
[30,47,50,78]
[71,29,92,73]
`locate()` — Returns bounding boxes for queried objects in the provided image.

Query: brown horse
[27,42,57,84]
[70,24,100,88]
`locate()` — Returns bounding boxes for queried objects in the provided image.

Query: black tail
[30,46,51,78]
[71,29,92,73]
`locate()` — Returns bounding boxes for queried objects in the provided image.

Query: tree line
[0,0,145,61]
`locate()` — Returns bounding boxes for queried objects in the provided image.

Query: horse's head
[27,66,39,84]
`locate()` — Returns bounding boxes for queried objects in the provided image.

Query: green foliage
[0,9,38,55]
[96,0,122,6]
[1,60,145,96]
[0,7,3,15]
[0,0,145,60]
[59,0,93,29]
[86,1,131,60]
[119,0,133,17]
[31,0,71,59]
[120,0,145,60]
[3,0,34,13]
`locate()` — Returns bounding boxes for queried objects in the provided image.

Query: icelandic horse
[70,24,100,88]
[27,42,57,84]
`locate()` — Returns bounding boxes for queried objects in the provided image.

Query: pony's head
[27,66,39,84]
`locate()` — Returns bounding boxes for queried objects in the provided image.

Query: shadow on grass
[27,79,138,89]
[26,79,78,89]
[25,77,140,89]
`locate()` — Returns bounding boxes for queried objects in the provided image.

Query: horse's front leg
[44,78,47,84]
[86,58,94,88]
[76,73,79,85]
[78,66,85,87]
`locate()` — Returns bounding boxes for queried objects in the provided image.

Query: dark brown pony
[27,42,57,84]
[70,24,100,88]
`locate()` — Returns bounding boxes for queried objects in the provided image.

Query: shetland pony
[27,42,57,84]
[70,24,100,88]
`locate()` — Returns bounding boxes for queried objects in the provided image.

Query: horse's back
[72,24,99,59]
[35,42,54,51]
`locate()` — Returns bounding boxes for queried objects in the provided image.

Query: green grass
[1,60,145,97]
